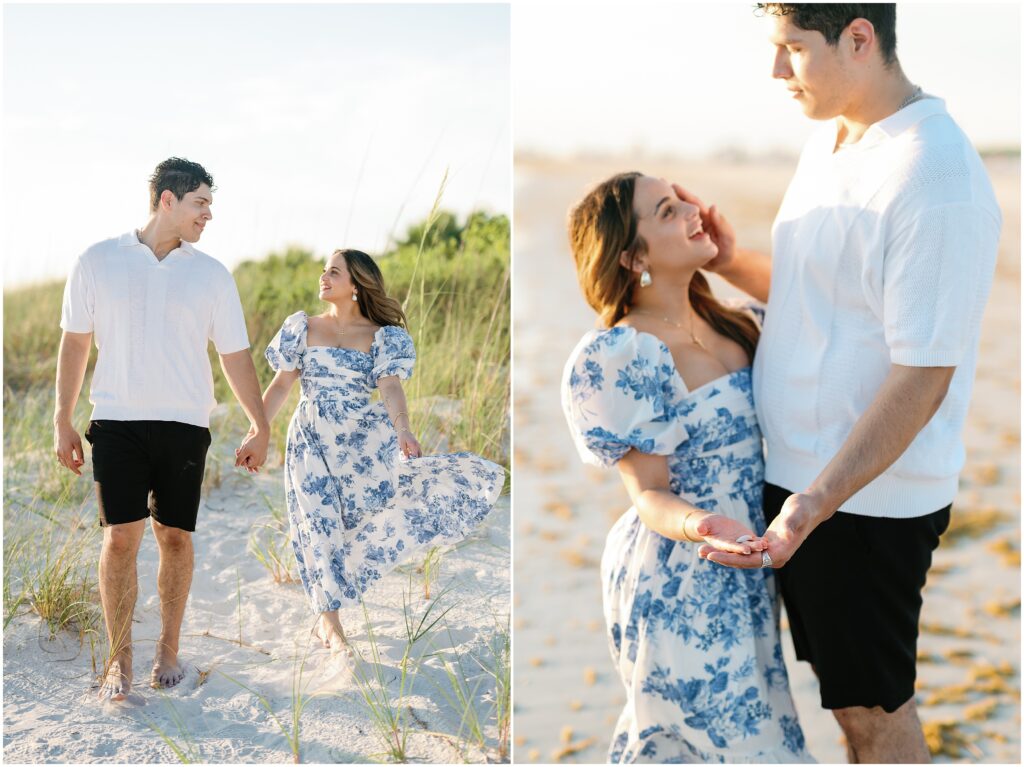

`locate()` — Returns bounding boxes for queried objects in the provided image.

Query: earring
[351,290,358,302]
[640,270,652,288]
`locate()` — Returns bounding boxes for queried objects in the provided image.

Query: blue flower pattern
[266,311,504,612]
[562,325,812,763]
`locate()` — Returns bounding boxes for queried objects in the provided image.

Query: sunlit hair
[567,172,760,361]
[756,3,898,67]
[331,249,408,329]
[148,157,214,212]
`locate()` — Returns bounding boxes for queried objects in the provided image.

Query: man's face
[769,15,851,120]
[166,183,213,243]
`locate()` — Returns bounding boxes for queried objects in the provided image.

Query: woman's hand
[671,183,736,273]
[398,430,422,459]
[690,513,768,556]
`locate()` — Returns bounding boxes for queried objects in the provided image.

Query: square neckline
[299,311,385,357]
[609,325,751,399]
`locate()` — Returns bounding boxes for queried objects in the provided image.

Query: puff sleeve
[372,325,416,382]
[265,311,307,372]
[561,327,689,468]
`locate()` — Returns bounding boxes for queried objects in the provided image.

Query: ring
[761,551,773,568]
[736,535,753,543]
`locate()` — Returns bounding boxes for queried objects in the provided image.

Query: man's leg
[150,518,193,688]
[98,519,145,700]
[833,698,930,763]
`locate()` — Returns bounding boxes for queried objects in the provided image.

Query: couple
[54,158,503,704]
[562,4,1000,764]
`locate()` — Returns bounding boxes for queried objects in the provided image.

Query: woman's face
[319,253,354,301]
[631,175,717,275]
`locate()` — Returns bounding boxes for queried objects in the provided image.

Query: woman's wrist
[681,509,708,542]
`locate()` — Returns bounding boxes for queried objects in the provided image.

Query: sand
[3,409,510,763]
[511,154,1020,763]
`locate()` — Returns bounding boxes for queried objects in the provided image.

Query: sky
[514,2,1021,158]
[3,3,510,287]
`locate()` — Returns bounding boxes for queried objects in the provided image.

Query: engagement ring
[761,551,773,568]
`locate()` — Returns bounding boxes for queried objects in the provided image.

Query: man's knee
[104,522,143,558]
[152,520,192,553]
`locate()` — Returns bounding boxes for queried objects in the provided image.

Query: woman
[257,248,504,653]
[561,173,812,762]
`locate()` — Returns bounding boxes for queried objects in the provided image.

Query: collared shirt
[753,98,1002,518]
[60,230,250,427]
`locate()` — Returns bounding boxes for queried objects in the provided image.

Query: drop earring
[640,270,652,288]
[351,290,358,302]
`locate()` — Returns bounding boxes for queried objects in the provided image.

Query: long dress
[266,310,504,613]
[562,325,813,763]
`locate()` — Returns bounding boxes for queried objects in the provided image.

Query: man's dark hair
[148,157,214,212]
[756,4,898,66]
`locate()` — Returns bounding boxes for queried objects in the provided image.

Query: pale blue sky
[3,3,510,286]
[514,2,1020,158]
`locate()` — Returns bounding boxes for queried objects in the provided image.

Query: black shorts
[84,420,212,532]
[764,482,950,713]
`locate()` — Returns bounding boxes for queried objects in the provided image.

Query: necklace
[631,309,708,351]
[837,85,925,148]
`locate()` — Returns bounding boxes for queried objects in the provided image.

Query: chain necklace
[838,85,925,149]
[631,309,708,351]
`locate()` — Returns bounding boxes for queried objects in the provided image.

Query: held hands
[671,183,736,273]
[691,514,769,556]
[698,492,823,569]
[235,425,269,473]
[53,421,85,476]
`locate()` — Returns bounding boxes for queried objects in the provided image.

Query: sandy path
[4,414,510,764]
[511,156,1020,763]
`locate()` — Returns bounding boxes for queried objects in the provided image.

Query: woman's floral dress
[562,325,813,763]
[266,311,504,613]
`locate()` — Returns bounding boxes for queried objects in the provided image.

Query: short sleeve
[372,325,415,381]
[210,274,250,354]
[883,202,999,367]
[60,256,95,333]
[561,328,689,468]
[265,311,307,372]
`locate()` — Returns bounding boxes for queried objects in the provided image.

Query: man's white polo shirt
[60,231,250,428]
[753,98,1002,518]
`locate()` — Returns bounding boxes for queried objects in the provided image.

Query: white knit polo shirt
[753,98,1001,518]
[60,231,250,428]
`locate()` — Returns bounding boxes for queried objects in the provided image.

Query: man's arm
[671,183,771,302]
[53,331,92,475]
[219,349,270,471]
[701,364,955,568]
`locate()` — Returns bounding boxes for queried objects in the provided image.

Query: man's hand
[235,427,269,472]
[672,183,736,273]
[54,420,85,476]
[698,492,828,569]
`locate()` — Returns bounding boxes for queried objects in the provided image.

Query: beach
[3,408,510,763]
[511,154,1021,763]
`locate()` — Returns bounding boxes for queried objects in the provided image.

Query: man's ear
[845,18,876,61]
[160,189,176,211]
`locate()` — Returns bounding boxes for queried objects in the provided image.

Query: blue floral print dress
[562,325,813,763]
[266,311,504,613]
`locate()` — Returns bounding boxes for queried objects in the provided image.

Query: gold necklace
[632,309,707,351]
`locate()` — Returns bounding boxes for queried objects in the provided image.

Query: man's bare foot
[99,659,132,702]
[151,650,185,689]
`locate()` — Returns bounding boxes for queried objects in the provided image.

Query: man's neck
[835,67,916,148]
[137,218,181,260]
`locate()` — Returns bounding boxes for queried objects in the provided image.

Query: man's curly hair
[148,157,214,212]
[756,4,898,67]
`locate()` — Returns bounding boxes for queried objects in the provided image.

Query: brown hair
[333,249,408,329]
[567,171,760,361]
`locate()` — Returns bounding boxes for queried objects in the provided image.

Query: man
[686,4,1001,763]
[54,157,271,702]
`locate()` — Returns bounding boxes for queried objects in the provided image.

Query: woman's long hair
[567,172,760,361]
[334,249,408,328]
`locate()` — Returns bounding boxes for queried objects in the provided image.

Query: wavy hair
[567,172,760,361]
[333,249,408,329]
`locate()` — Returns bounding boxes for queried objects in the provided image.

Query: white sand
[3,414,510,763]
[511,156,1020,763]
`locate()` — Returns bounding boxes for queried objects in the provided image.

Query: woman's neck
[627,272,696,324]
[323,300,364,323]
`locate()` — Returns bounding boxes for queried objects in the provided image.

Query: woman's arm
[618,450,765,554]
[378,375,422,458]
[262,368,301,424]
